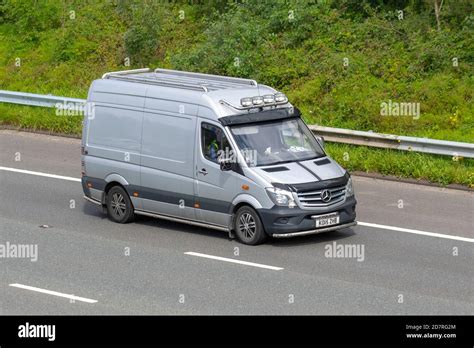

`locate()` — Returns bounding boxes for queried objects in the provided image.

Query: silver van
[81,68,356,245]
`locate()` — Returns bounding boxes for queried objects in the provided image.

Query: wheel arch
[230,194,267,234]
[102,174,130,204]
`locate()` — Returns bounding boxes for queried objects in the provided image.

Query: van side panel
[139,96,198,220]
[83,80,147,208]
[87,105,142,153]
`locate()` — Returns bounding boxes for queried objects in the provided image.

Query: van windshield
[229,118,325,167]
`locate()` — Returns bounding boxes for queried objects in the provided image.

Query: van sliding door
[140,109,197,221]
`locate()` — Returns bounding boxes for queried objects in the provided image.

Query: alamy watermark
[380,100,420,120]
[18,322,55,341]
[217,147,258,166]
[55,101,95,119]
[324,241,365,262]
[0,242,38,262]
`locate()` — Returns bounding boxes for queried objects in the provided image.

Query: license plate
[314,213,340,228]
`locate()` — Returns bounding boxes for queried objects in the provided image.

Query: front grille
[297,185,346,208]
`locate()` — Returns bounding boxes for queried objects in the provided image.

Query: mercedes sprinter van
[81,68,357,245]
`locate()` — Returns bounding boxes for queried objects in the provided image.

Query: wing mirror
[316,136,325,149]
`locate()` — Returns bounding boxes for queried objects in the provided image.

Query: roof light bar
[239,92,288,109]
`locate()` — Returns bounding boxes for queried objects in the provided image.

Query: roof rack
[102,68,208,92]
[102,68,152,79]
[154,68,258,87]
[101,67,258,93]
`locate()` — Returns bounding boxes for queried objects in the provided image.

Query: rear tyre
[106,186,135,223]
[234,206,267,245]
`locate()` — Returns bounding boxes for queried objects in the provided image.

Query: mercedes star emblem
[321,189,331,203]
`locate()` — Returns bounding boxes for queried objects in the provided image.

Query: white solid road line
[2,166,472,243]
[185,252,284,271]
[358,221,474,243]
[0,166,81,182]
[9,283,98,303]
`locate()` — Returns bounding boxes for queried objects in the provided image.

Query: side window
[201,123,231,163]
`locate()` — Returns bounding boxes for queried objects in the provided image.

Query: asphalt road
[0,130,473,315]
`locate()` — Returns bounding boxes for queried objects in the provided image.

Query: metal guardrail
[0,90,85,108]
[1,90,473,158]
[309,125,474,158]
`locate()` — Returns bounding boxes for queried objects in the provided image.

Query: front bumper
[272,221,357,238]
[258,196,357,237]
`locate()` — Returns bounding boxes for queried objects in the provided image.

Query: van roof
[102,68,258,92]
[95,68,292,119]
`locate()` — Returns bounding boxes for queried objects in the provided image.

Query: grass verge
[326,143,473,187]
[0,103,82,135]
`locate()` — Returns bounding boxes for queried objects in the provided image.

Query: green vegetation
[0,0,472,185]
[327,143,473,186]
[0,103,81,134]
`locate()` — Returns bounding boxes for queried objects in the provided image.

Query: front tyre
[234,206,267,245]
[106,186,135,223]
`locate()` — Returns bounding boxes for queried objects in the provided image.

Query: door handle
[198,168,208,176]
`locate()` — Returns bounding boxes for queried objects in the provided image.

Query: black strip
[295,161,322,181]
[128,185,231,214]
[198,196,232,214]
[288,172,350,192]
[314,158,330,165]
[79,181,230,214]
[129,185,194,208]
[271,182,292,191]
[2,315,473,345]
[219,107,301,126]
[262,166,289,172]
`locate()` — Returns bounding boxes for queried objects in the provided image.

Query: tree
[433,0,443,31]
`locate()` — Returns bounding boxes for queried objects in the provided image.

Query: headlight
[346,177,354,197]
[266,187,296,208]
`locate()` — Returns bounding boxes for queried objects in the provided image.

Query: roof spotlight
[263,94,275,104]
[240,97,252,107]
[252,96,264,105]
[274,92,288,103]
